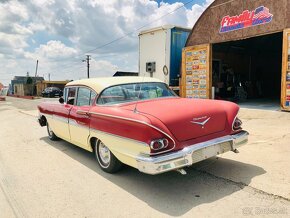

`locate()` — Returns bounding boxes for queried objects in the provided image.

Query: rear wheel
[47,122,59,141]
[94,140,123,173]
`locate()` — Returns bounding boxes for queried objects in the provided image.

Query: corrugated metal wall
[186,0,288,46]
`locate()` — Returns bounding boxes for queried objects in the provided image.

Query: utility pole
[48,73,50,81]
[34,60,39,78]
[82,55,91,78]
[33,60,39,96]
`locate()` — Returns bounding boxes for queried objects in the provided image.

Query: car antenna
[133,73,146,113]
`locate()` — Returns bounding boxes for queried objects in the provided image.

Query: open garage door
[212,32,283,109]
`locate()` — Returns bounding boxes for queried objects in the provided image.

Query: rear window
[97,82,176,105]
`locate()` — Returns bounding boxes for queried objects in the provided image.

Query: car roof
[66,76,163,93]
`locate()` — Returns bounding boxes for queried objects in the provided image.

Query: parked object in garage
[41,87,63,98]
[37,77,248,175]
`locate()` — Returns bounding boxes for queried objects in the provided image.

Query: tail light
[232,117,242,131]
[150,138,169,151]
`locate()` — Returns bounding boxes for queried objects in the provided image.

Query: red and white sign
[220,6,273,33]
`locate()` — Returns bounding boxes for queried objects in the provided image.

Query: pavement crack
[193,168,290,203]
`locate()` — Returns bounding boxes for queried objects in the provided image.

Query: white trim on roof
[66,76,163,93]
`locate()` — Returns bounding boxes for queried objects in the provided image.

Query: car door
[52,87,76,141]
[69,87,97,150]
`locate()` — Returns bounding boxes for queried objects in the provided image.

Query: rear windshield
[97,82,176,105]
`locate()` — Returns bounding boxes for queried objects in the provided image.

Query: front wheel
[47,122,59,141]
[94,140,123,173]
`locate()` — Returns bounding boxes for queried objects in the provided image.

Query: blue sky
[0,0,212,85]
[156,0,205,8]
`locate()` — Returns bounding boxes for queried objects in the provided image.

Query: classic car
[42,87,63,98]
[38,77,248,175]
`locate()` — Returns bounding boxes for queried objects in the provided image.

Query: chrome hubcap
[98,142,110,165]
[47,124,53,136]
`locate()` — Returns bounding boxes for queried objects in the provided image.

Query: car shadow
[40,137,266,216]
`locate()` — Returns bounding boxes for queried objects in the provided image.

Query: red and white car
[38,77,248,175]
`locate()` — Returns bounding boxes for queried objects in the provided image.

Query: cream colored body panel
[69,119,91,150]
[89,130,150,168]
[52,115,71,141]
[40,113,70,141]
[43,112,150,168]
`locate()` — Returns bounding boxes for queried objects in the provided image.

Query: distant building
[113,71,138,77]
[11,76,44,96]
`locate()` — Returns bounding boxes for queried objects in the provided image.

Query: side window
[67,87,76,105]
[90,91,97,105]
[98,86,126,104]
[76,88,91,106]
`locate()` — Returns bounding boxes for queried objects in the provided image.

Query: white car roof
[66,76,163,93]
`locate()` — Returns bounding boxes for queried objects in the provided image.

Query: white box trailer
[139,25,190,87]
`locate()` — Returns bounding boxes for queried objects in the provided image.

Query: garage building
[181,0,290,111]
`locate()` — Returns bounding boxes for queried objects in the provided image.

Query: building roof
[12,76,44,83]
[186,0,286,46]
[37,80,71,84]
[66,76,162,93]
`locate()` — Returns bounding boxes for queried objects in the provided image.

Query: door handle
[76,110,89,116]
[77,121,86,125]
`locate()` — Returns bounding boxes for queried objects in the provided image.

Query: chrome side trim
[39,111,68,124]
[90,129,148,147]
[53,114,69,124]
[76,110,89,116]
[96,97,179,108]
[88,111,176,155]
[136,131,249,175]
[69,118,90,130]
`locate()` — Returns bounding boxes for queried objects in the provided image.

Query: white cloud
[0,0,212,85]
[33,40,77,60]
[90,59,118,77]
[186,0,215,27]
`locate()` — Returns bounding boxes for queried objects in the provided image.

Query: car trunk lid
[123,98,227,142]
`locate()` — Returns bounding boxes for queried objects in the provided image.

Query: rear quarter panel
[88,106,172,168]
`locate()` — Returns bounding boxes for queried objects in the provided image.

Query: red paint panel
[121,98,238,142]
[39,96,241,155]
[89,106,177,154]
[69,105,90,127]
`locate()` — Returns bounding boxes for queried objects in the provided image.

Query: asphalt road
[0,97,290,218]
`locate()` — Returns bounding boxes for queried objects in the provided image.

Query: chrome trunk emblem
[190,116,210,128]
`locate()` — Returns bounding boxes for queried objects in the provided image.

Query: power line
[42,53,126,75]
[84,0,194,54]
[47,0,195,70]
[2,0,195,78]
[45,0,194,74]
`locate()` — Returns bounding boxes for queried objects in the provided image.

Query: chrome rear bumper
[136,131,249,175]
